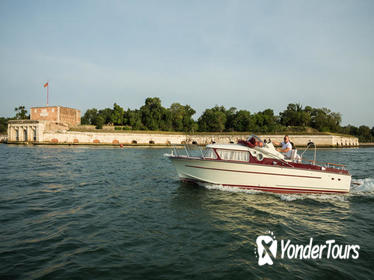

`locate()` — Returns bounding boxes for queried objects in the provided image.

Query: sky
[0,0,373,126]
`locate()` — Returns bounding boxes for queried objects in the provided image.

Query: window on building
[216,149,249,162]
[16,130,19,141]
[33,129,36,141]
[24,129,27,141]
[40,109,48,117]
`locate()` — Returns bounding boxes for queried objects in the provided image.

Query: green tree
[280,103,310,127]
[348,125,359,136]
[230,110,255,132]
[95,115,105,129]
[81,108,98,125]
[169,103,196,132]
[255,109,278,132]
[182,105,197,132]
[98,108,113,125]
[140,97,164,130]
[311,108,328,131]
[82,107,113,126]
[79,98,355,134]
[0,117,8,134]
[310,108,341,132]
[14,106,29,120]
[358,125,372,142]
[111,103,124,125]
[224,107,237,132]
[328,112,342,132]
[160,108,173,131]
[124,109,145,130]
[198,106,227,132]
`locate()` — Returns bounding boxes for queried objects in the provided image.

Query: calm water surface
[0,144,373,279]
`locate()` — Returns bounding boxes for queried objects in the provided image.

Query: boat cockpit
[238,135,301,163]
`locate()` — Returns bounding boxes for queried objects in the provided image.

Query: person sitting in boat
[255,140,263,147]
[249,136,263,147]
[273,135,292,158]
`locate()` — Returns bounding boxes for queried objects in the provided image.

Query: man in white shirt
[273,135,293,158]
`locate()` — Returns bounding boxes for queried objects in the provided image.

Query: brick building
[31,106,80,126]
[8,106,81,143]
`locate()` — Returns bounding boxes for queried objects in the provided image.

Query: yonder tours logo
[255,231,360,266]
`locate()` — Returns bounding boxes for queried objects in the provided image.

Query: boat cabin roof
[206,143,251,152]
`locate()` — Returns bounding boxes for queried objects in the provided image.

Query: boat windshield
[204,148,217,159]
[246,135,264,147]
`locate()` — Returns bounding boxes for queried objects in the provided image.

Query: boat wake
[201,183,262,195]
[278,193,348,202]
[200,178,374,202]
[200,183,346,201]
[350,178,374,195]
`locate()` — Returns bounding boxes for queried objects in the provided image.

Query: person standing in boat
[273,135,292,158]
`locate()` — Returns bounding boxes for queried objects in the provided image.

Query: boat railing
[299,141,347,170]
[306,160,347,170]
[300,141,317,165]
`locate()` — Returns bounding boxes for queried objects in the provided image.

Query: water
[0,144,373,280]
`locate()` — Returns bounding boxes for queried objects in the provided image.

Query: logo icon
[256,231,277,266]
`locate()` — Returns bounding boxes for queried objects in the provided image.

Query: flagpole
[47,81,49,106]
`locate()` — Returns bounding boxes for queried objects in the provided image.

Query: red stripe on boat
[185,165,322,179]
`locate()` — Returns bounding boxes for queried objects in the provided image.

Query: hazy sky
[0,0,373,126]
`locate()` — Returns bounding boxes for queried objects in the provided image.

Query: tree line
[80,97,374,142]
[1,100,373,143]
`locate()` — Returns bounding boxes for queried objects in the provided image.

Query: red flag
[44,82,48,88]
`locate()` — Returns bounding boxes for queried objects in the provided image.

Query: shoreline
[4,131,360,148]
[358,142,374,147]
[3,141,362,149]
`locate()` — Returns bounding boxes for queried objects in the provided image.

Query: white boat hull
[168,156,351,193]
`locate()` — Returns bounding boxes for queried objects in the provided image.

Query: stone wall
[7,120,46,142]
[72,125,117,131]
[59,107,81,126]
[45,122,69,132]
[0,135,7,143]
[39,131,359,147]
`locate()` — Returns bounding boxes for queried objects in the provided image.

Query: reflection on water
[178,182,351,238]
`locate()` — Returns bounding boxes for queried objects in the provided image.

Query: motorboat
[164,135,351,193]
